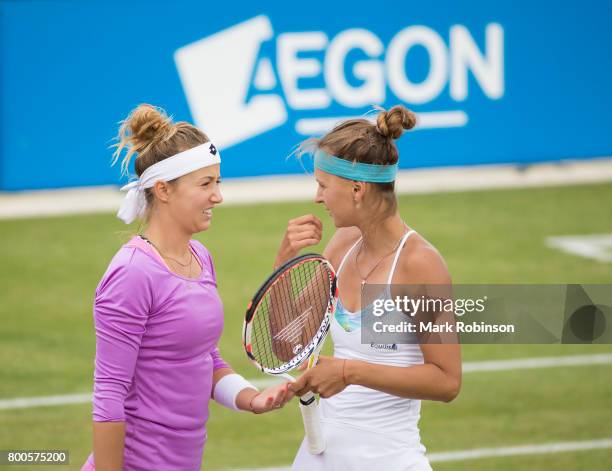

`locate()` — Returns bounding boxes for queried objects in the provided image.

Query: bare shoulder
[323,226,362,270]
[398,231,451,284]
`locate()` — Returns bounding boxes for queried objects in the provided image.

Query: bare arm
[351,241,461,401]
[344,344,461,401]
[291,342,461,402]
[268,273,304,362]
[212,367,258,411]
[93,422,125,471]
[212,367,294,412]
[269,215,324,360]
[269,225,360,361]
[290,241,462,402]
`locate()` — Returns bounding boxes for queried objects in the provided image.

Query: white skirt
[291,419,432,471]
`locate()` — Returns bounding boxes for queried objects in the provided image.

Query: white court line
[546,233,612,263]
[1,353,611,411]
[238,438,612,470]
[461,352,612,373]
[0,393,92,410]
[427,438,612,463]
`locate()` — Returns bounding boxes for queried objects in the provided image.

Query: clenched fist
[274,214,323,268]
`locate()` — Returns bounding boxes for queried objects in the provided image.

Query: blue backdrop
[1,0,611,190]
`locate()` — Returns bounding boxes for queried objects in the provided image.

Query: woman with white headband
[82,104,293,471]
[274,105,462,470]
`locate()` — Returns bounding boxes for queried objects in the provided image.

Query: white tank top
[319,230,425,443]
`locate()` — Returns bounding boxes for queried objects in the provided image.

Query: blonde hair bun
[375,105,417,139]
[123,104,175,150]
[112,104,178,176]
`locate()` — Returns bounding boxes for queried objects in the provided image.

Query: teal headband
[314,149,397,183]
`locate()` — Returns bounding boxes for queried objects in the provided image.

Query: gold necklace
[140,235,194,278]
[355,226,408,290]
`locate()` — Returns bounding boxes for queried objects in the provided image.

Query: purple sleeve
[193,243,229,370]
[211,346,230,371]
[92,259,152,422]
[200,245,229,371]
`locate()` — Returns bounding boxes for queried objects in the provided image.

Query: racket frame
[242,253,338,454]
[243,253,337,377]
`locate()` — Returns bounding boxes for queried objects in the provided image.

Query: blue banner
[1,0,611,190]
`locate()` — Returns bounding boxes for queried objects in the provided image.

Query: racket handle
[299,392,325,454]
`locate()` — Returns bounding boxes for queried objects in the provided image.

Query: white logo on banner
[174,15,504,149]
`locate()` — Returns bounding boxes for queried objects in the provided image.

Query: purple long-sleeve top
[91,235,229,470]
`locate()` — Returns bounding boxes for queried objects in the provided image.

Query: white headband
[117,142,221,224]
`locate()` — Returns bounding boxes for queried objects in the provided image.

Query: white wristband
[213,374,258,411]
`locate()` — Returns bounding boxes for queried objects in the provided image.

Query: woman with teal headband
[274,105,462,470]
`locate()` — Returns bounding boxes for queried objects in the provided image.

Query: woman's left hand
[250,382,294,414]
[289,356,349,399]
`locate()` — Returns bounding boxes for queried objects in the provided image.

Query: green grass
[0,182,611,470]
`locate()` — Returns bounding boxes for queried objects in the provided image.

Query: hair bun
[112,104,179,176]
[375,105,417,139]
[123,104,174,151]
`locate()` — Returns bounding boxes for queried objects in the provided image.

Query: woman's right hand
[274,214,323,268]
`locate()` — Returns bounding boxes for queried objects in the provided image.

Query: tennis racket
[243,253,337,455]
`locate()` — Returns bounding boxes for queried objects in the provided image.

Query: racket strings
[250,260,332,370]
